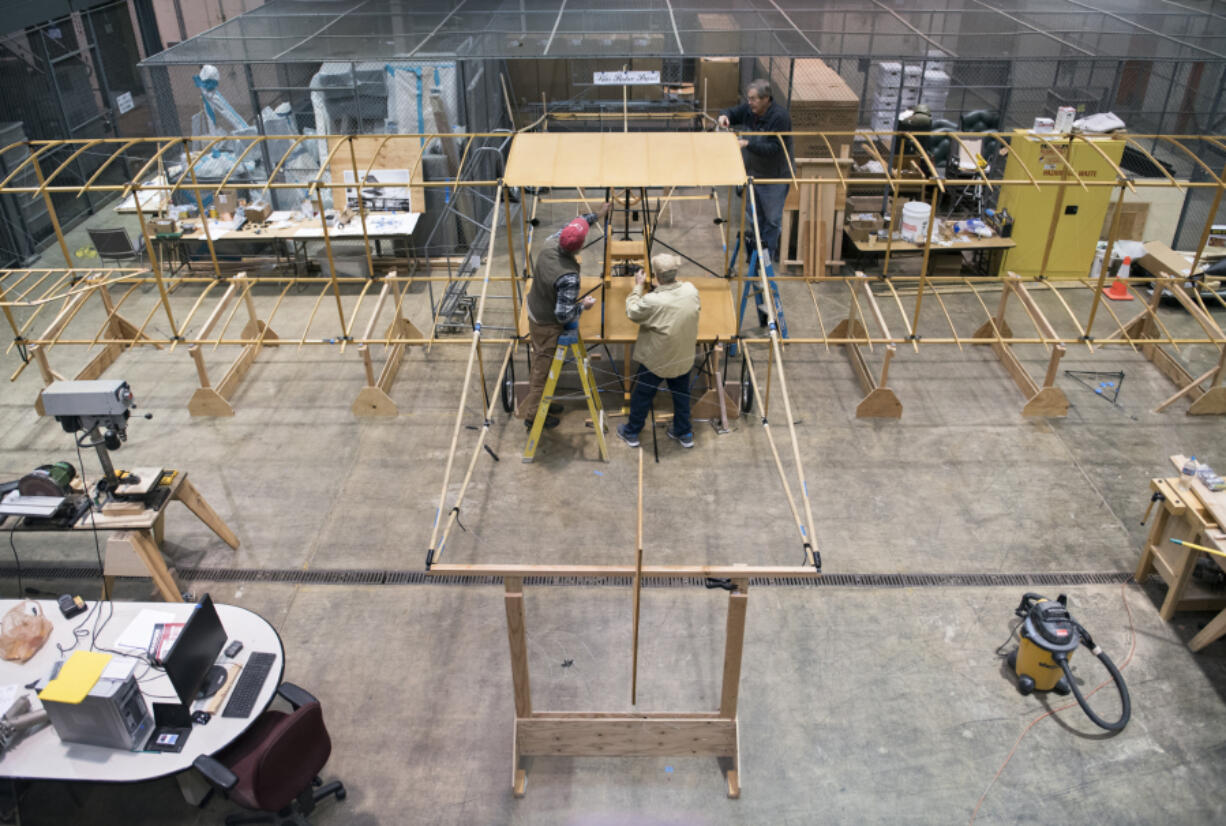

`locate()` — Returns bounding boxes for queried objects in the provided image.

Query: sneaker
[667,428,694,448]
[525,415,560,430]
[616,424,640,448]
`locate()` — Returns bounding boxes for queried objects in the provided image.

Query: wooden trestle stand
[971,273,1068,417]
[830,272,902,418]
[428,562,819,798]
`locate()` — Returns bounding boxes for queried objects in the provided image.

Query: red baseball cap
[558,218,589,253]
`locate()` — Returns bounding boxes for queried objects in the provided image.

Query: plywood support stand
[351,274,422,416]
[972,275,1067,417]
[497,574,749,798]
[187,276,279,417]
[830,274,902,418]
[1115,276,1226,416]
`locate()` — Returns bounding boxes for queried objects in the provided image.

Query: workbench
[160,211,419,276]
[7,470,238,603]
[846,233,1016,276]
[1134,456,1226,651]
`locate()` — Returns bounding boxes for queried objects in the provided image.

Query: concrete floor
[2,194,1226,824]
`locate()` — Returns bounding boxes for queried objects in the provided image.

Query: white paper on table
[268,211,294,222]
[114,609,174,652]
[0,684,20,713]
[101,658,137,681]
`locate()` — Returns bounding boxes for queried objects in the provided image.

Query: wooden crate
[789,59,860,158]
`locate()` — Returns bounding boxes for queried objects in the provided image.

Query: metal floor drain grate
[1,565,1133,589]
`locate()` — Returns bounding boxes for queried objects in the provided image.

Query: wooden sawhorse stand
[1134,472,1226,650]
[26,273,164,416]
[188,274,279,417]
[829,272,902,418]
[352,274,423,417]
[972,274,1068,417]
[506,571,746,797]
[427,563,819,798]
[1110,275,1226,416]
[88,470,240,602]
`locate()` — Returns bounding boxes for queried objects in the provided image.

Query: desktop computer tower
[42,672,154,751]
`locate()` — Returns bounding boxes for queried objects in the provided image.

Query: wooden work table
[515,276,737,342]
[847,234,1016,253]
[9,470,238,602]
[1135,456,1226,651]
[515,275,741,427]
[846,232,1015,276]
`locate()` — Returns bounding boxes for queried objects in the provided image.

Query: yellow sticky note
[39,651,112,704]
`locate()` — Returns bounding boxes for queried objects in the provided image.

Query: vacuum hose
[1055,625,1131,732]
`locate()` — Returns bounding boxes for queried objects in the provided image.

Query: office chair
[193,683,347,825]
[87,227,145,265]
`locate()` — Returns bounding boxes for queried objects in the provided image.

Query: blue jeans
[625,365,692,437]
[749,181,788,263]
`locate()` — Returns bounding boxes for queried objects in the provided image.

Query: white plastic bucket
[900,201,931,243]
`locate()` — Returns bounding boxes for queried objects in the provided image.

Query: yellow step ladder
[523,326,609,463]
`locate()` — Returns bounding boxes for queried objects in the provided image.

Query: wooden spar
[431,343,514,549]
[631,446,644,705]
[428,183,506,562]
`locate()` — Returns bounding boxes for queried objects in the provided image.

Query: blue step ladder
[738,248,788,339]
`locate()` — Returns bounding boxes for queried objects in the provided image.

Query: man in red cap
[522,202,612,429]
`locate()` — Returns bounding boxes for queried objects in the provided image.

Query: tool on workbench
[1005,593,1130,732]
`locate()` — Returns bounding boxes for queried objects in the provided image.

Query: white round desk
[0,598,284,782]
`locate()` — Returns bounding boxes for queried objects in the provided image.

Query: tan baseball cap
[651,253,683,277]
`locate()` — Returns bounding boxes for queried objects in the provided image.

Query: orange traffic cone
[1105,256,1135,301]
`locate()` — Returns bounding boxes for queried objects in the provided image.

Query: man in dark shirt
[719,79,793,264]
[522,202,612,429]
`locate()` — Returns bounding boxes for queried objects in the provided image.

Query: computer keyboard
[221,652,276,718]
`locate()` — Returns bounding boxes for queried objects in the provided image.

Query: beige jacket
[625,280,701,378]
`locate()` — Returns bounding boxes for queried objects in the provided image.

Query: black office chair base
[223,778,346,825]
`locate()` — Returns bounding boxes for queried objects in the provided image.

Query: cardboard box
[214,190,238,218]
[1135,241,1196,278]
[789,59,859,158]
[1209,224,1226,248]
[245,202,272,223]
[847,195,890,213]
[149,217,177,235]
[846,213,884,243]
[696,57,741,113]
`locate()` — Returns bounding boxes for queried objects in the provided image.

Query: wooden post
[1084,185,1127,340]
[29,152,72,269]
[719,578,748,799]
[631,448,644,705]
[505,576,530,797]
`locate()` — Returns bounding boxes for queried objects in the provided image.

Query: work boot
[525,415,560,430]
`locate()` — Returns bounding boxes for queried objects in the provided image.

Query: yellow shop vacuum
[1006,593,1131,732]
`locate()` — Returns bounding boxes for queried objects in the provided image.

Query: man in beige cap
[616,253,702,449]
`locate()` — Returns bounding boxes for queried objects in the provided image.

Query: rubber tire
[739,355,754,414]
[1017,675,1035,696]
[501,356,516,414]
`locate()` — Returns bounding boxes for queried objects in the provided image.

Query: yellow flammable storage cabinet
[997,131,1124,279]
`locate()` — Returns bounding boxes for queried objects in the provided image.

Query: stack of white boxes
[870,58,951,132]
